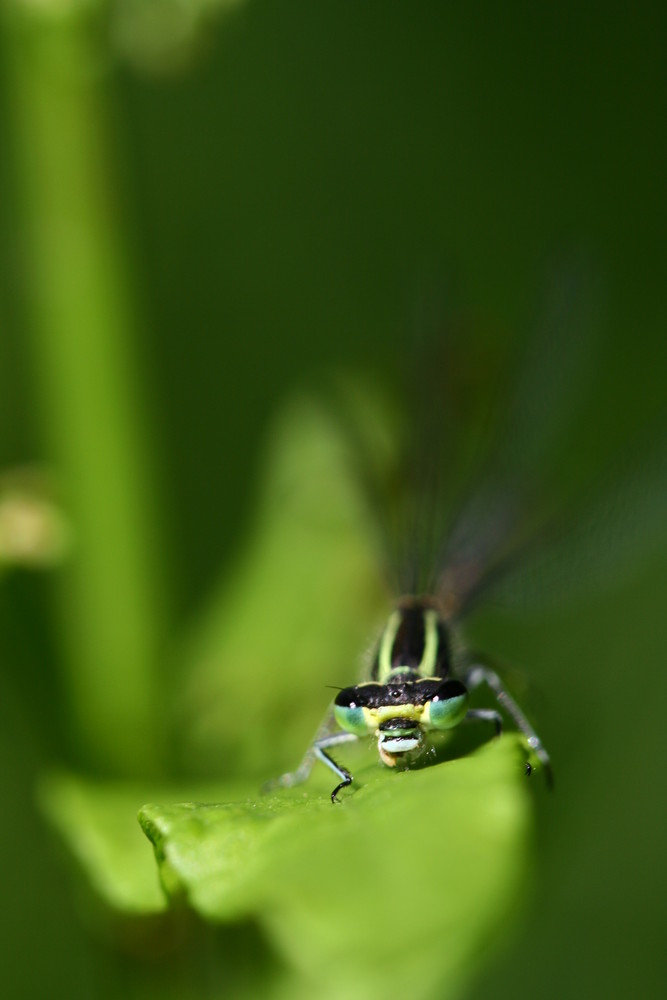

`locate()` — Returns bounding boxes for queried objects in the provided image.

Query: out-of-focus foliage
[111,0,245,75]
[0,468,70,570]
[175,392,388,779]
[39,771,168,914]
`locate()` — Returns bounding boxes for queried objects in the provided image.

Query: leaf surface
[139,738,532,1000]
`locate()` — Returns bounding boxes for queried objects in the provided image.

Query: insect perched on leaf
[290,596,551,803]
[268,271,665,802]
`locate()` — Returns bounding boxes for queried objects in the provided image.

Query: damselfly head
[333,668,470,769]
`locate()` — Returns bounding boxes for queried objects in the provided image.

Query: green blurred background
[1,2,665,998]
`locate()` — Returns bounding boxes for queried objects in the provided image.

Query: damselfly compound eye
[333,702,371,736]
[426,679,468,730]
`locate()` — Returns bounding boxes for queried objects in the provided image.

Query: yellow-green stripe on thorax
[376,607,442,683]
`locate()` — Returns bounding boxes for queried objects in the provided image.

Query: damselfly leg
[465,664,553,786]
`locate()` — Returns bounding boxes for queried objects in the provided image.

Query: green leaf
[38,769,275,916]
[39,771,169,914]
[140,738,533,1000]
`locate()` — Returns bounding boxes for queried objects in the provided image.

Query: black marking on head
[335,678,446,710]
[431,678,467,702]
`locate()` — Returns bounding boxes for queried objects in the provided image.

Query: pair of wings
[336,270,667,623]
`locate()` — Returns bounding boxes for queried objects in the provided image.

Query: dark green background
[1,2,665,998]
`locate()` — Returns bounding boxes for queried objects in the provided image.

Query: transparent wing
[325,297,495,599]
[432,261,605,616]
[474,426,667,613]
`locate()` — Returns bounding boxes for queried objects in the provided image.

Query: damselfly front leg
[264,711,359,801]
[313,732,359,802]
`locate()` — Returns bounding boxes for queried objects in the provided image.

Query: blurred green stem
[4,2,165,776]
